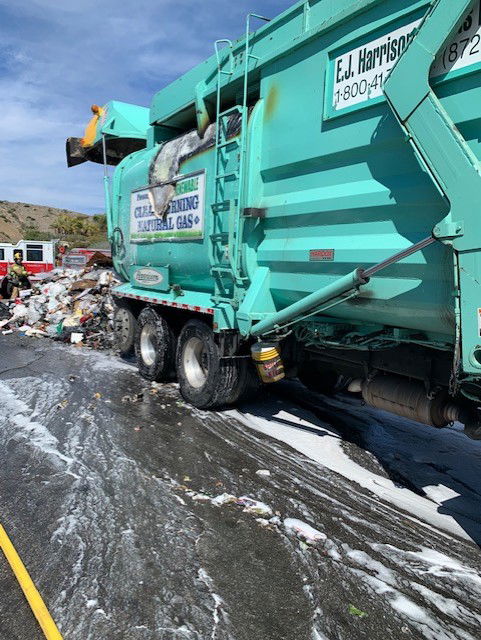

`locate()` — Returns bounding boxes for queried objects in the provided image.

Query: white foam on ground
[284,518,327,544]
[0,380,72,465]
[198,568,225,640]
[237,496,273,518]
[323,538,481,638]
[410,581,481,626]
[351,567,478,640]
[373,544,481,589]
[230,403,478,543]
[62,346,135,372]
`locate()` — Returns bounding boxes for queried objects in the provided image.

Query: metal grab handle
[245,13,271,63]
[214,39,234,75]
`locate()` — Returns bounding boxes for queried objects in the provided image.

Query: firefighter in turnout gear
[8,253,32,299]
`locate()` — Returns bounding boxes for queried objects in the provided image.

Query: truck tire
[113,302,137,357]
[176,320,247,409]
[135,307,175,382]
[233,360,262,404]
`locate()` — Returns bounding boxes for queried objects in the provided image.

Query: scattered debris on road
[174,481,328,548]
[348,604,369,619]
[122,392,144,404]
[283,518,327,545]
[0,266,120,350]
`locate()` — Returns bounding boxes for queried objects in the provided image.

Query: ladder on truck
[210,14,270,307]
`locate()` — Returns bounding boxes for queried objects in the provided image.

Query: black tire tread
[135,307,175,382]
[113,301,136,357]
[176,320,246,409]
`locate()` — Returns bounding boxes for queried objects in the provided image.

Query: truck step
[215,171,238,181]
[212,295,235,304]
[217,138,240,150]
[211,201,231,212]
[218,105,244,118]
[211,264,234,274]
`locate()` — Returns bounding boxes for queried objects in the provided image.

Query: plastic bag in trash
[10,304,28,323]
[63,309,83,327]
[98,271,112,286]
[26,306,41,325]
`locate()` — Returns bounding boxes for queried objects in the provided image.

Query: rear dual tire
[135,307,176,382]
[134,312,257,408]
[176,320,254,409]
[113,302,137,357]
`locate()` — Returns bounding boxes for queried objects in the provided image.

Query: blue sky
[0,0,295,214]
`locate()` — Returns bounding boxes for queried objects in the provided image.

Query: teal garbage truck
[68,0,481,438]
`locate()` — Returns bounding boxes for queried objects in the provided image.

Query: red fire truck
[0,240,57,280]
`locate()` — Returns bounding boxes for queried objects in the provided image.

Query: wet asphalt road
[0,334,481,640]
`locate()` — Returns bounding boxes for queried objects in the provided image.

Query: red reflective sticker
[309,249,334,261]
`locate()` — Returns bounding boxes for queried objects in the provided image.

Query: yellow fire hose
[0,523,63,639]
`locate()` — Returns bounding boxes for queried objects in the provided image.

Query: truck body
[68,0,481,437]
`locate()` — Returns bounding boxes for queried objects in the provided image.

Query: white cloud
[0,0,293,212]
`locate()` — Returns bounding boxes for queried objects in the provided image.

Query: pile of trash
[0,266,121,350]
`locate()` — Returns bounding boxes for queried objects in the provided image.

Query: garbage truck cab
[68,0,481,439]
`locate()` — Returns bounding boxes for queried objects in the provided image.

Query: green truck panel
[69,0,481,432]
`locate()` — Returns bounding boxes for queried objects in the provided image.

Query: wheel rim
[115,308,131,344]
[140,325,156,366]
[183,336,208,389]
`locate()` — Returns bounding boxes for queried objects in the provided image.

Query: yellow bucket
[251,342,285,384]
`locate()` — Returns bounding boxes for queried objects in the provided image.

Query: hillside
[0,201,88,243]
